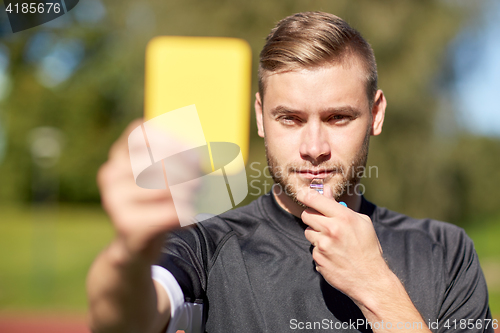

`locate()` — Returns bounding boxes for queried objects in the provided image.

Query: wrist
[354,270,428,330]
[352,265,399,315]
[352,267,405,314]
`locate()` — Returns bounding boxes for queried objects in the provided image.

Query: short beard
[264,128,370,208]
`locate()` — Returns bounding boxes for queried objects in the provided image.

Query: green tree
[1,0,497,226]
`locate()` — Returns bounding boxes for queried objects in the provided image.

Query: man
[87,12,493,333]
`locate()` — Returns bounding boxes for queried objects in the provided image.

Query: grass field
[0,205,113,313]
[0,204,499,320]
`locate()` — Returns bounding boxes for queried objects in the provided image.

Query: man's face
[255,61,385,208]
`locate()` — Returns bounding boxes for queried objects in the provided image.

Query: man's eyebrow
[269,105,301,117]
[323,106,362,117]
[269,105,362,117]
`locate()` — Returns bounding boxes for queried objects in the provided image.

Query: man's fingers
[304,226,320,246]
[301,208,327,232]
[296,186,345,217]
[323,184,334,199]
[98,160,172,202]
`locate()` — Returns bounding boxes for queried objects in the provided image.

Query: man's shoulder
[373,203,472,253]
[199,194,267,231]
[168,195,268,248]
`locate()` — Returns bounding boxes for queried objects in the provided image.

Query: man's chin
[291,195,308,209]
[272,182,312,210]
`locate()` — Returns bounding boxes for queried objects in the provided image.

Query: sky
[450,0,500,137]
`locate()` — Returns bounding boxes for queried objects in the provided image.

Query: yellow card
[144,36,252,169]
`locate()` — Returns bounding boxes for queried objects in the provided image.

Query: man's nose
[299,122,331,165]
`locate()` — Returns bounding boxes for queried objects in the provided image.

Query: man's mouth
[295,169,338,180]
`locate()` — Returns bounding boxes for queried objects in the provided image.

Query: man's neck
[272,185,363,218]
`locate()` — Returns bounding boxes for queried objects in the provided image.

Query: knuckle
[312,252,325,269]
[312,248,321,261]
[360,214,372,223]
[316,238,329,252]
[325,224,339,238]
[335,213,352,227]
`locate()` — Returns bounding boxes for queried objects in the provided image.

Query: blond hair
[259,11,378,106]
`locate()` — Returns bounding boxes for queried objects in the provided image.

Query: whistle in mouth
[310,178,324,195]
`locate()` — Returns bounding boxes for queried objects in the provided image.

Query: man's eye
[328,115,350,124]
[278,116,299,124]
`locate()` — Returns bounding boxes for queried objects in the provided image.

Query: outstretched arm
[86,120,180,333]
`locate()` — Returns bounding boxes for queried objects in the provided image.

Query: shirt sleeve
[436,228,494,333]
[154,224,211,332]
[152,265,204,333]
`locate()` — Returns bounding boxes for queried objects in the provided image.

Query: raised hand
[98,119,183,261]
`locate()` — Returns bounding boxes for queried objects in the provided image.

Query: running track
[0,314,498,332]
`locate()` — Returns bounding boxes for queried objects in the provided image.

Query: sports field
[0,205,498,332]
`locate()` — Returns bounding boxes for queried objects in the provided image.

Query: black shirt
[157,193,493,332]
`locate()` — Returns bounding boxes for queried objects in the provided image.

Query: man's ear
[255,92,265,138]
[371,89,386,136]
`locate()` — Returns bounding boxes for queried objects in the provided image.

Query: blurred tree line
[0,0,498,226]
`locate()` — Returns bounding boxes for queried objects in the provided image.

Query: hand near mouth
[296,185,429,332]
